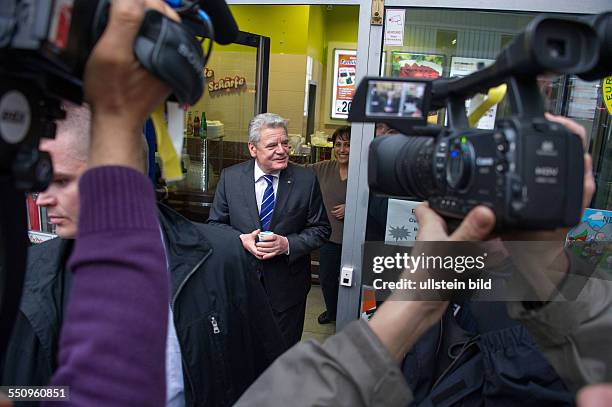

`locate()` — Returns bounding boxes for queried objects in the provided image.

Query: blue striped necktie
[259,175,275,232]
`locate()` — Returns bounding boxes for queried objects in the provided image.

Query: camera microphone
[198,0,239,45]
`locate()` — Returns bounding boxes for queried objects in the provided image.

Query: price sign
[334,100,352,116]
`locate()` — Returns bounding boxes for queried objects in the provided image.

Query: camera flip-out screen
[365,80,428,120]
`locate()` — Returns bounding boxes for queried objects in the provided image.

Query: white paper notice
[449,57,496,129]
[385,199,421,246]
[384,9,405,46]
[166,101,185,156]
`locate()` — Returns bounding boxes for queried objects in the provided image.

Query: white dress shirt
[165,307,185,407]
[254,161,280,213]
[253,161,289,254]
[160,229,186,407]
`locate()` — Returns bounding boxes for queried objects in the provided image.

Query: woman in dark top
[307,126,351,324]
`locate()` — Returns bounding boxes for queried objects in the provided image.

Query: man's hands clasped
[240,229,289,260]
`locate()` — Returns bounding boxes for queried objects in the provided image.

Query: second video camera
[349,13,611,230]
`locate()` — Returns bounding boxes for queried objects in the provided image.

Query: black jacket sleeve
[1,312,53,388]
[207,169,242,234]
[286,176,331,264]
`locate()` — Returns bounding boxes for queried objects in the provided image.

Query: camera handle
[446,95,470,129]
[506,75,545,119]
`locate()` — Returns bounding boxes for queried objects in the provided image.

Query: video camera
[349,13,612,230]
[0,0,238,192]
[0,0,237,359]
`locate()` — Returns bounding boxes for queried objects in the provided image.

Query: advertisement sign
[390,52,444,79]
[331,49,357,119]
[566,208,612,274]
[567,76,600,120]
[384,9,405,46]
[567,208,612,242]
[449,57,496,129]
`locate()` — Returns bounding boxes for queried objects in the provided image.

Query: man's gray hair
[248,113,288,145]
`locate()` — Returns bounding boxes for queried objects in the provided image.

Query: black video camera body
[350,13,612,230]
[0,0,238,192]
[423,118,581,229]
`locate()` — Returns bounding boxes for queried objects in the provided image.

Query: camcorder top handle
[431,16,600,123]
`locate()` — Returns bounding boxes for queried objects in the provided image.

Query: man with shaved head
[0,102,90,388]
[36,103,91,238]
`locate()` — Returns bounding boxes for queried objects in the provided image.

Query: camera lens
[446,137,474,191]
[368,134,435,198]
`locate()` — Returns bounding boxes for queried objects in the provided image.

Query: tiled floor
[301,284,336,343]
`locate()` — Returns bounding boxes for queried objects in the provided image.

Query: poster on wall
[566,208,612,274]
[390,52,445,79]
[384,9,405,46]
[567,76,599,120]
[331,49,357,119]
[449,57,496,129]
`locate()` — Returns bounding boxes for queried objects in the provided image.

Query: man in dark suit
[208,112,331,346]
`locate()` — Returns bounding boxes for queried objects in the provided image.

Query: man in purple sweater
[41,0,181,405]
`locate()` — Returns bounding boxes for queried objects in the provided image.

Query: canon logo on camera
[0,91,31,144]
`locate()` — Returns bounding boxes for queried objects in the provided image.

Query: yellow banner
[151,104,182,181]
[603,76,612,115]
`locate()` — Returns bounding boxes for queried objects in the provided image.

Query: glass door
[336,1,612,328]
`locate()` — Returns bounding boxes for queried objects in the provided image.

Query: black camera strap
[0,176,28,357]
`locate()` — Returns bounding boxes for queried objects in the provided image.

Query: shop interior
[165,4,360,221]
[25,3,611,338]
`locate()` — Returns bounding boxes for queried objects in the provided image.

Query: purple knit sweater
[45,167,168,406]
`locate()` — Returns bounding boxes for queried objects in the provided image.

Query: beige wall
[268,54,307,135]
[190,49,257,143]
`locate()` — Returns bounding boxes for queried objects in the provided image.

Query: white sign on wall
[384,9,405,46]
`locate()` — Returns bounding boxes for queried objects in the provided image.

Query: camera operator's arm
[47,1,178,406]
[235,206,494,407]
[507,271,612,389]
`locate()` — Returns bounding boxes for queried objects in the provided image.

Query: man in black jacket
[208,113,331,346]
[0,103,285,407]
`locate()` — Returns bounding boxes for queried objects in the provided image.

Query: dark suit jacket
[208,160,331,312]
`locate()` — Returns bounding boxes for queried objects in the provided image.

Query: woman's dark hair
[331,125,351,145]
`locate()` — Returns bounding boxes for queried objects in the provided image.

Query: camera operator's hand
[84,0,180,172]
[368,204,495,361]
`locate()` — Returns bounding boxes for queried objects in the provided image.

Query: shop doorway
[337,1,612,330]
